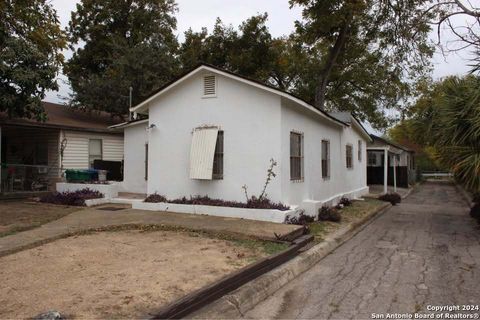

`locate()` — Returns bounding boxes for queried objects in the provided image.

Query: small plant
[470,203,480,221]
[40,188,103,206]
[285,212,314,225]
[339,197,352,207]
[144,193,167,203]
[378,192,402,205]
[318,206,341,222]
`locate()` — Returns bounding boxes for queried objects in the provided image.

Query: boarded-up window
[89,139,102,168]
[212,131,224,179]
[321,140,330,179]
[290,132,303,181]
[346,144,353,169]
[190,127,219,180]
[358,140,362,161]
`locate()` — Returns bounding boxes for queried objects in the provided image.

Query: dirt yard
[0,229,274,319]
[0,201,81,237]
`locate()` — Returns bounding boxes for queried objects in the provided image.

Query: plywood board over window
[190,127,219,180]
[290,132,304,181]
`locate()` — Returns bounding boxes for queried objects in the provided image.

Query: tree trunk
[314,22,350,110]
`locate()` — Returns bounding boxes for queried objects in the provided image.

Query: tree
[288,0,434,128]
[409,75,480,192]
[65,0,179,118]
[0,0,65,120]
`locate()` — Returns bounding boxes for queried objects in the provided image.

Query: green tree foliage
[64,0,179,118]
[409,75,480,192]
[288,0,435,128]
[0,0,65,120]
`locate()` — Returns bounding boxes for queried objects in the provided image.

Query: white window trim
[202,74,217,98]
[290,130,304,183]
[346,143,354,170]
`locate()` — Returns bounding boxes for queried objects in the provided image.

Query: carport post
[384,148,388,194]
[0,125,1,193]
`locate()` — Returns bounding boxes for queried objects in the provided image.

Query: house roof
[0,102,124,133]
[369,134,413,153]
[130,63,347,128]
[329,112,373,142]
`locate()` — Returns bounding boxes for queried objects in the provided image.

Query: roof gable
[130,64,346,128]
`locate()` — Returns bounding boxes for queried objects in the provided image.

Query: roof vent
[203,75,216,97]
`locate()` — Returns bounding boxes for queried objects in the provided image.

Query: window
[212,131,224,179]
[88,139,102,168]
[321,140,330,179]
[290,132,304,181]
[203,75,216,97]
[145,144,148,181]
[368,152,377,166]
[346,144,353,169]
[358,140,362,161]
[35,143,48,165]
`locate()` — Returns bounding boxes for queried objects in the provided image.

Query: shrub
[470,203,480,221]
[144,193,167,203]
[339,197,352,207]
[285,212,314,225]
[318,206,341,222]
[146,195,290,211]
[379,193,402,205]
[40,188,103,206]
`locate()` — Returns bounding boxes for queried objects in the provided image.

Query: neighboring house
[113,64,372,216]
[0,102,124,194]
[367,134,416,191]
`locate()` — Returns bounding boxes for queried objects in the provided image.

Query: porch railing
[0,163,61,193]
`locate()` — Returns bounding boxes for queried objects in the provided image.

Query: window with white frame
[358,140,362,161]
[321,140,330,179]
[290,132,304,181]
[346,144,353,169]
[88,139,102,168]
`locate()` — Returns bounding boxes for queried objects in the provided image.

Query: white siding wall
[146,71,282,202]
[62,130,123,169]
[122,123,148,194]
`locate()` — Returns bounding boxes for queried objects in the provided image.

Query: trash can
[65,169,91,182]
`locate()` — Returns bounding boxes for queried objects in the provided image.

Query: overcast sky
[44,0,473,109]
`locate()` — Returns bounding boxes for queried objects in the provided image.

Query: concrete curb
[192,202,392,319]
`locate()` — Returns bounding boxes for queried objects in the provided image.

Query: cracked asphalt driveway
[245,182,480,319]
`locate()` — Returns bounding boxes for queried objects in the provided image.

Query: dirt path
[244,182,480,319]
[0,230,267,319]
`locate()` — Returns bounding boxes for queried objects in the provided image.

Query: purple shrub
[40,188,103,206]
[145,194,290,211]
[285,213,314,225]
[379,192,402,205]
[318,206,342,222]
[144,193,167,203]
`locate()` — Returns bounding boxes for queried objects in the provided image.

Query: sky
[44,0,474,125]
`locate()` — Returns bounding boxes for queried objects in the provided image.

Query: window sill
[322,177,330,181]
[290,179,304,183]
[202,95,217,99]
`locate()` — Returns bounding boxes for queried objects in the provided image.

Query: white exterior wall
[279,99,368,214]
[122,123,148,194]
[61,130,123,169]
[146,71,282,202]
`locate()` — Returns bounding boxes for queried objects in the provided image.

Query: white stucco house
[113,64,372,217]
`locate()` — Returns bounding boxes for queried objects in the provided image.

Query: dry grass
[0,229,278,319]
[0,201,81,237]
[308,199,386,243]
